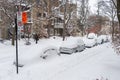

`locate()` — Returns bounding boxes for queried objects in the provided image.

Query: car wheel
[58,53,61,56]
[72,50,76,54]
[77,46,80,52]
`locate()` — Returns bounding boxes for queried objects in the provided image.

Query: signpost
[15,2,28,74]
[22,12,27,24]
[15,17,19,74]
[17,11,22,39]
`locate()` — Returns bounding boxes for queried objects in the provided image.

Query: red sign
[22,12,27,24]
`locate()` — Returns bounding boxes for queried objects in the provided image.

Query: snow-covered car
[83,33,97,47]
[59,37,85,54]
[97,36,103,44]
[14,46,59,67]
[40,46,59,59]
[99,35,109,43]
[87,33,97,39]
[97,35,109,44]
[0,38,3,43]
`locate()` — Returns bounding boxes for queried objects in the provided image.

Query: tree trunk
[47,0,51,38]
[112,20,115,40]
[63,1,67,41]
[12,27,15,46]
[117,0,120,25]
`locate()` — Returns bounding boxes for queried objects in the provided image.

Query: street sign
[22,12,27,24]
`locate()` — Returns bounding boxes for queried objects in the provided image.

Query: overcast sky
[71,0,98,14]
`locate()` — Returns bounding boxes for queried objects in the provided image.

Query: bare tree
[111,0,120,54]
[62,0,77,40]
[112,0,120,24]
[0,0,17,45]
[98,0,117,37]
[77,0,89,36]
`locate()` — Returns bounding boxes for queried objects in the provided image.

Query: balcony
[27,18,33,24]
[54,23,63,28]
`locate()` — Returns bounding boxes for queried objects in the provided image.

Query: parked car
[97,35,109,44]
[97,36,103,44]
[0,38,3,43]
[40,46,59,59]
[59,37,85,54]
[14,46,59,67]
[83,33,97,47]
[100,35,109,42]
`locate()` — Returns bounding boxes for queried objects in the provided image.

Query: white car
[83,33,97,47]
[87,33,97,39]
[59,37,85,54]
[14,46,59,67]
[97,36,103,44]
[40,46,59,59]
[97,35,109,44]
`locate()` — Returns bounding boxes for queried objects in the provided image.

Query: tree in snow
[111,0,120,54]
[0,0,17,45]
[98,0,117,38]
[77,0,89,36]
[62,0,78,40]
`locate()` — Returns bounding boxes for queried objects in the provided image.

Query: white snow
[60,37,78,48]
[87,33,97,39]
[83,37,97,47]
[0,36,120,80]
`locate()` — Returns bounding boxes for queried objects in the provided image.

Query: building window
[37,13,41,17]
[37,13,46,18]
[43,13,46,17]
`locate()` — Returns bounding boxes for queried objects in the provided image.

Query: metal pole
[15,0,18,73]
[15,17,19,74]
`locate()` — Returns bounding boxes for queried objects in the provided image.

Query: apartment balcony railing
[54,23,63,28]
[27,18,33,23]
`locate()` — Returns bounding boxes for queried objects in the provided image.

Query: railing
[27,18,33,23]
[54,23,64,28]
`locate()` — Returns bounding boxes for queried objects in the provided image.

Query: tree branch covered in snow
[77,0,89,36]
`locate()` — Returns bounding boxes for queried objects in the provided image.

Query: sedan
[59,37,85,54]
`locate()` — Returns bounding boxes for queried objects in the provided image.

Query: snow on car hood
[83,37,96,47]
[87,33,97,39]
[60,39,77,48]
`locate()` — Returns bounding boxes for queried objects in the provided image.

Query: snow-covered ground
[0,37,120,80]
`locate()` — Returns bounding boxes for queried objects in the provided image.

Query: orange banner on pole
[22,12,27,24]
